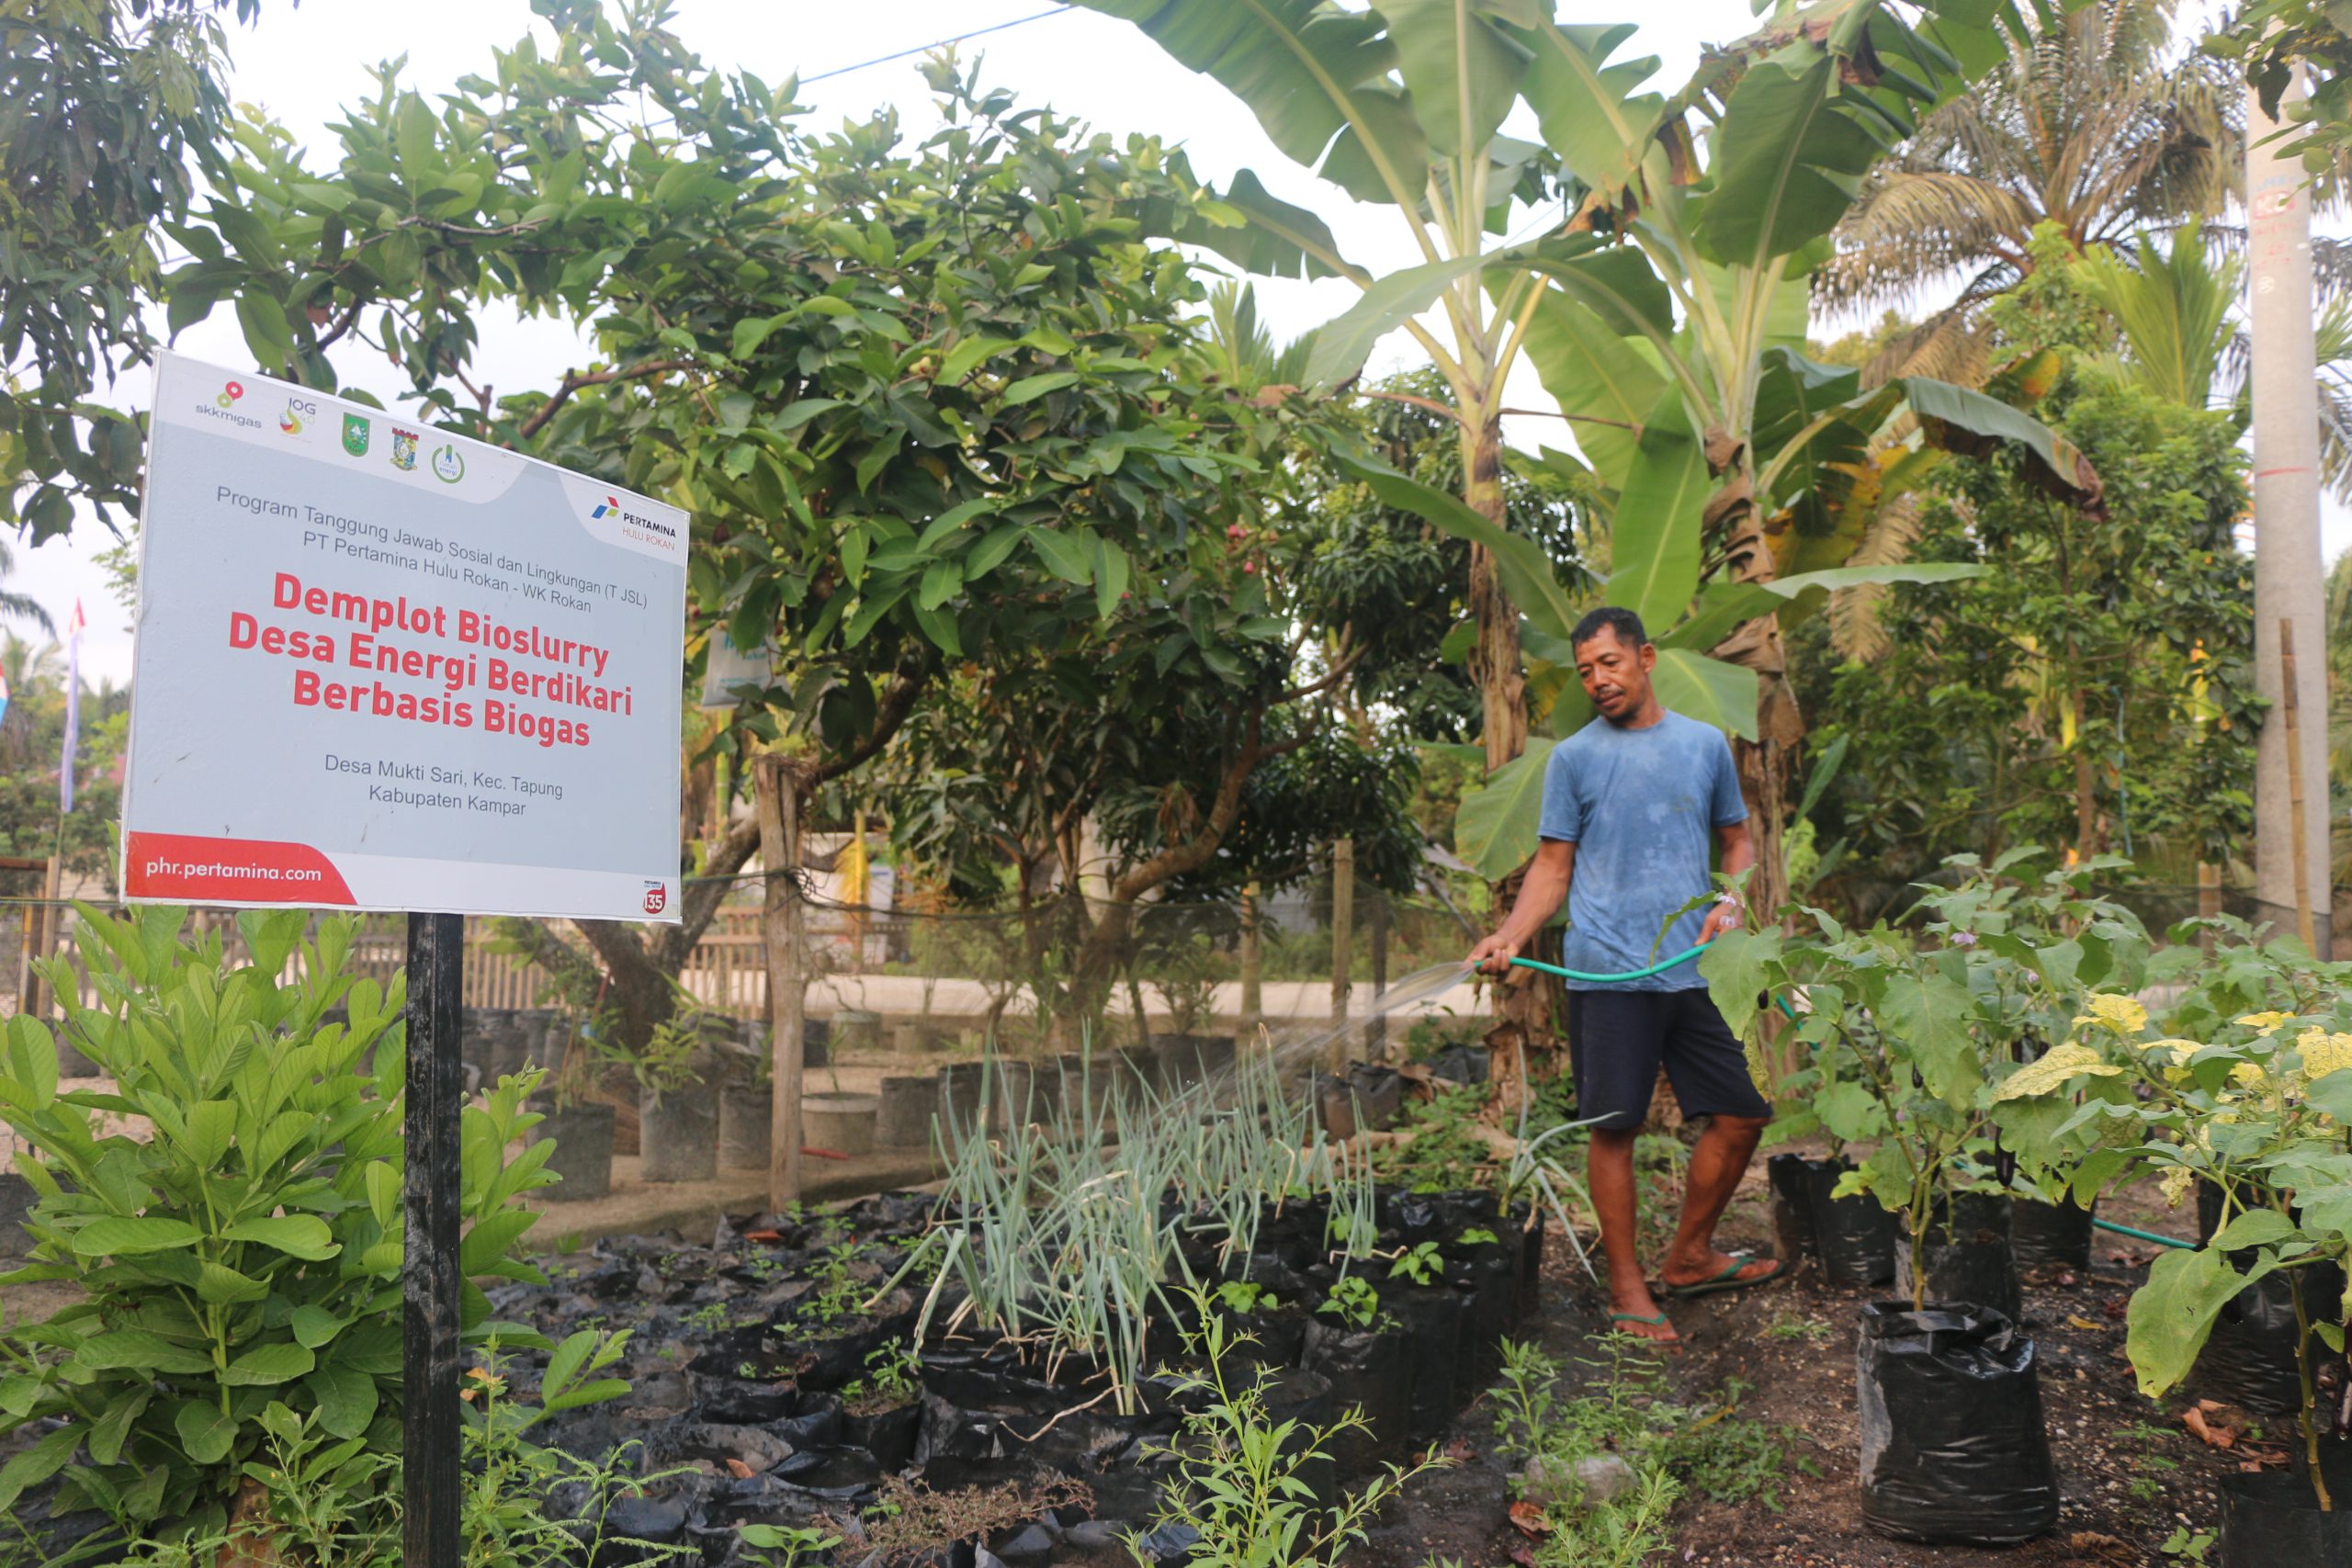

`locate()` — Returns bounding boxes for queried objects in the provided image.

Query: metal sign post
[402,912,465,1568]
[117,353,691,1568]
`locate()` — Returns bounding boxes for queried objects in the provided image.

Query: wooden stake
[2280,618,2318,953]
[1329,839,1352,1071]
[28,852,60,1018]
[756,756,805,1210]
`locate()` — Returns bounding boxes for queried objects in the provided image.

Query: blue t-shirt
[1537,710,1747,991]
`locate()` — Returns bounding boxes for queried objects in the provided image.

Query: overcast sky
[20,0,2340,685]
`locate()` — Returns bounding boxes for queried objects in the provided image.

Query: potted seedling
[718,1027,772,1172]
[1919,851,2151,1273]
[539,1007,629,1202]
[837,1339,922,1470]
[635,994,720,1184]
[1704,910,2059,1545]
[1998,937,2352,1565]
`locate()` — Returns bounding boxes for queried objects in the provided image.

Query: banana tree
[1081,1,2099,1049]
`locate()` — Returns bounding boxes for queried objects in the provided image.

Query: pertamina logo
[642,881,668,916]
[590,493,679,545]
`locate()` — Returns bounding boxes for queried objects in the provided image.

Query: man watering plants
[1464,606,1776,1344]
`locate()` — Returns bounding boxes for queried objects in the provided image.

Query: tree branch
[1110,707,1265,904]
[811,659,932,786]
[516,358,696,442]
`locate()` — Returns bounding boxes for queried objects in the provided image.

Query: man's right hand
[1464,931,1523,976]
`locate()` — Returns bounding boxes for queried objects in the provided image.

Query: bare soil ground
[1360,1156,2239,1568]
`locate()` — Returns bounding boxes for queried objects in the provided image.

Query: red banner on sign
[123,832,356,905]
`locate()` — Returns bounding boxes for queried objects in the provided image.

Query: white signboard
[120,351,688,921]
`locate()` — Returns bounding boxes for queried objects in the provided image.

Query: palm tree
[0,540,52,638]
[1817,0,2241,376]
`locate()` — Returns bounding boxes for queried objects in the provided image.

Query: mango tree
[1074,0,2101,1064]
[157,17,1356,1042]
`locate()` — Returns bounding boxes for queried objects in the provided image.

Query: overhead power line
[801,6,1072,85]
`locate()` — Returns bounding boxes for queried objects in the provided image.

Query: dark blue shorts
[1566,988,1771,1132]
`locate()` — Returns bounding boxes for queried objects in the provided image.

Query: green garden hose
[2089,1217,2196,1250]
[1502,956,2197,1249]
[1508,946,1712,985]
[1506,946,1801,1019]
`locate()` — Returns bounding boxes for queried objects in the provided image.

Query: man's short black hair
[1570,605,1648,650]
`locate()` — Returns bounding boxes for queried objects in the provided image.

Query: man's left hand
[1697,899,1744,943]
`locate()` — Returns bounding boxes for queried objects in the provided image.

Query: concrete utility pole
[2247,68,2334,957]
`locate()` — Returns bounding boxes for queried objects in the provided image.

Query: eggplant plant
[1994,933,2352,1514]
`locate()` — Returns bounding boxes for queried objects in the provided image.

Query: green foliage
[1373,1082,1498,1196]
[1316,1274,1383,1333]
[1995,925,2352,1506]
[1133,1291,1448,1568]
[1804,231,2257,892]
[1,0,252,536]
[50,1335,657,1568]
[0,906,559,1531]
[740,1524,842,1568]
[2216,0,2352,175]
[1704,853,2152,1302]
[1488,1337,1814,1568]
[1387,1242,1444,1287]
[840,1343,920,1416]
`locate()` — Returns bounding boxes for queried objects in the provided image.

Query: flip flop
[1658,1256,1783,1299]
[1607,1310,1680,1344]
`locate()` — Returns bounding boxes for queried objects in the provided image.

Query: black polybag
[2194,1266,2348,1417]
[1767,1153,1819,1264]
[1382,1281,1464,1441]
[1894,1193,2019,1323]
[1299,1317,1413,1472]
[2010,1194,2097,1272]
[1856,1302,2058,1545]
[1804,1159,1895,1287]
[2218,1470,2352,1566]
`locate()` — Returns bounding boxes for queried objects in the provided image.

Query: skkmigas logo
[199,378,263,430]
[589,491,678,543]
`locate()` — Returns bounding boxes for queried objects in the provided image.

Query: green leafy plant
[1388,1242,1444,1287]
[740,1524,841,1568]
[1991,927,2352,1513]
[1489,1337,1813,1566]
[841,1343,920,1416]
[1211,1280,1277,1315]
[630,987,717,1105]
[0,906,558,1533]
[1316,1275,1383,1332]
[16,1327,643,1568]
[1702,860,2154,1316]
[1131,1288,1447,1568]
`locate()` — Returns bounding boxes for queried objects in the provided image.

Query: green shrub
[0,906,560,1535]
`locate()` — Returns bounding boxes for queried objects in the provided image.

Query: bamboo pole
[2281,619,2318,954]
[756,756,805,1210]
[1239,881,1261,1038]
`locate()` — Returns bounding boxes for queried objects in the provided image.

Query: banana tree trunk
[1464,414,1546,1100]
[1705,449,1797,928]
